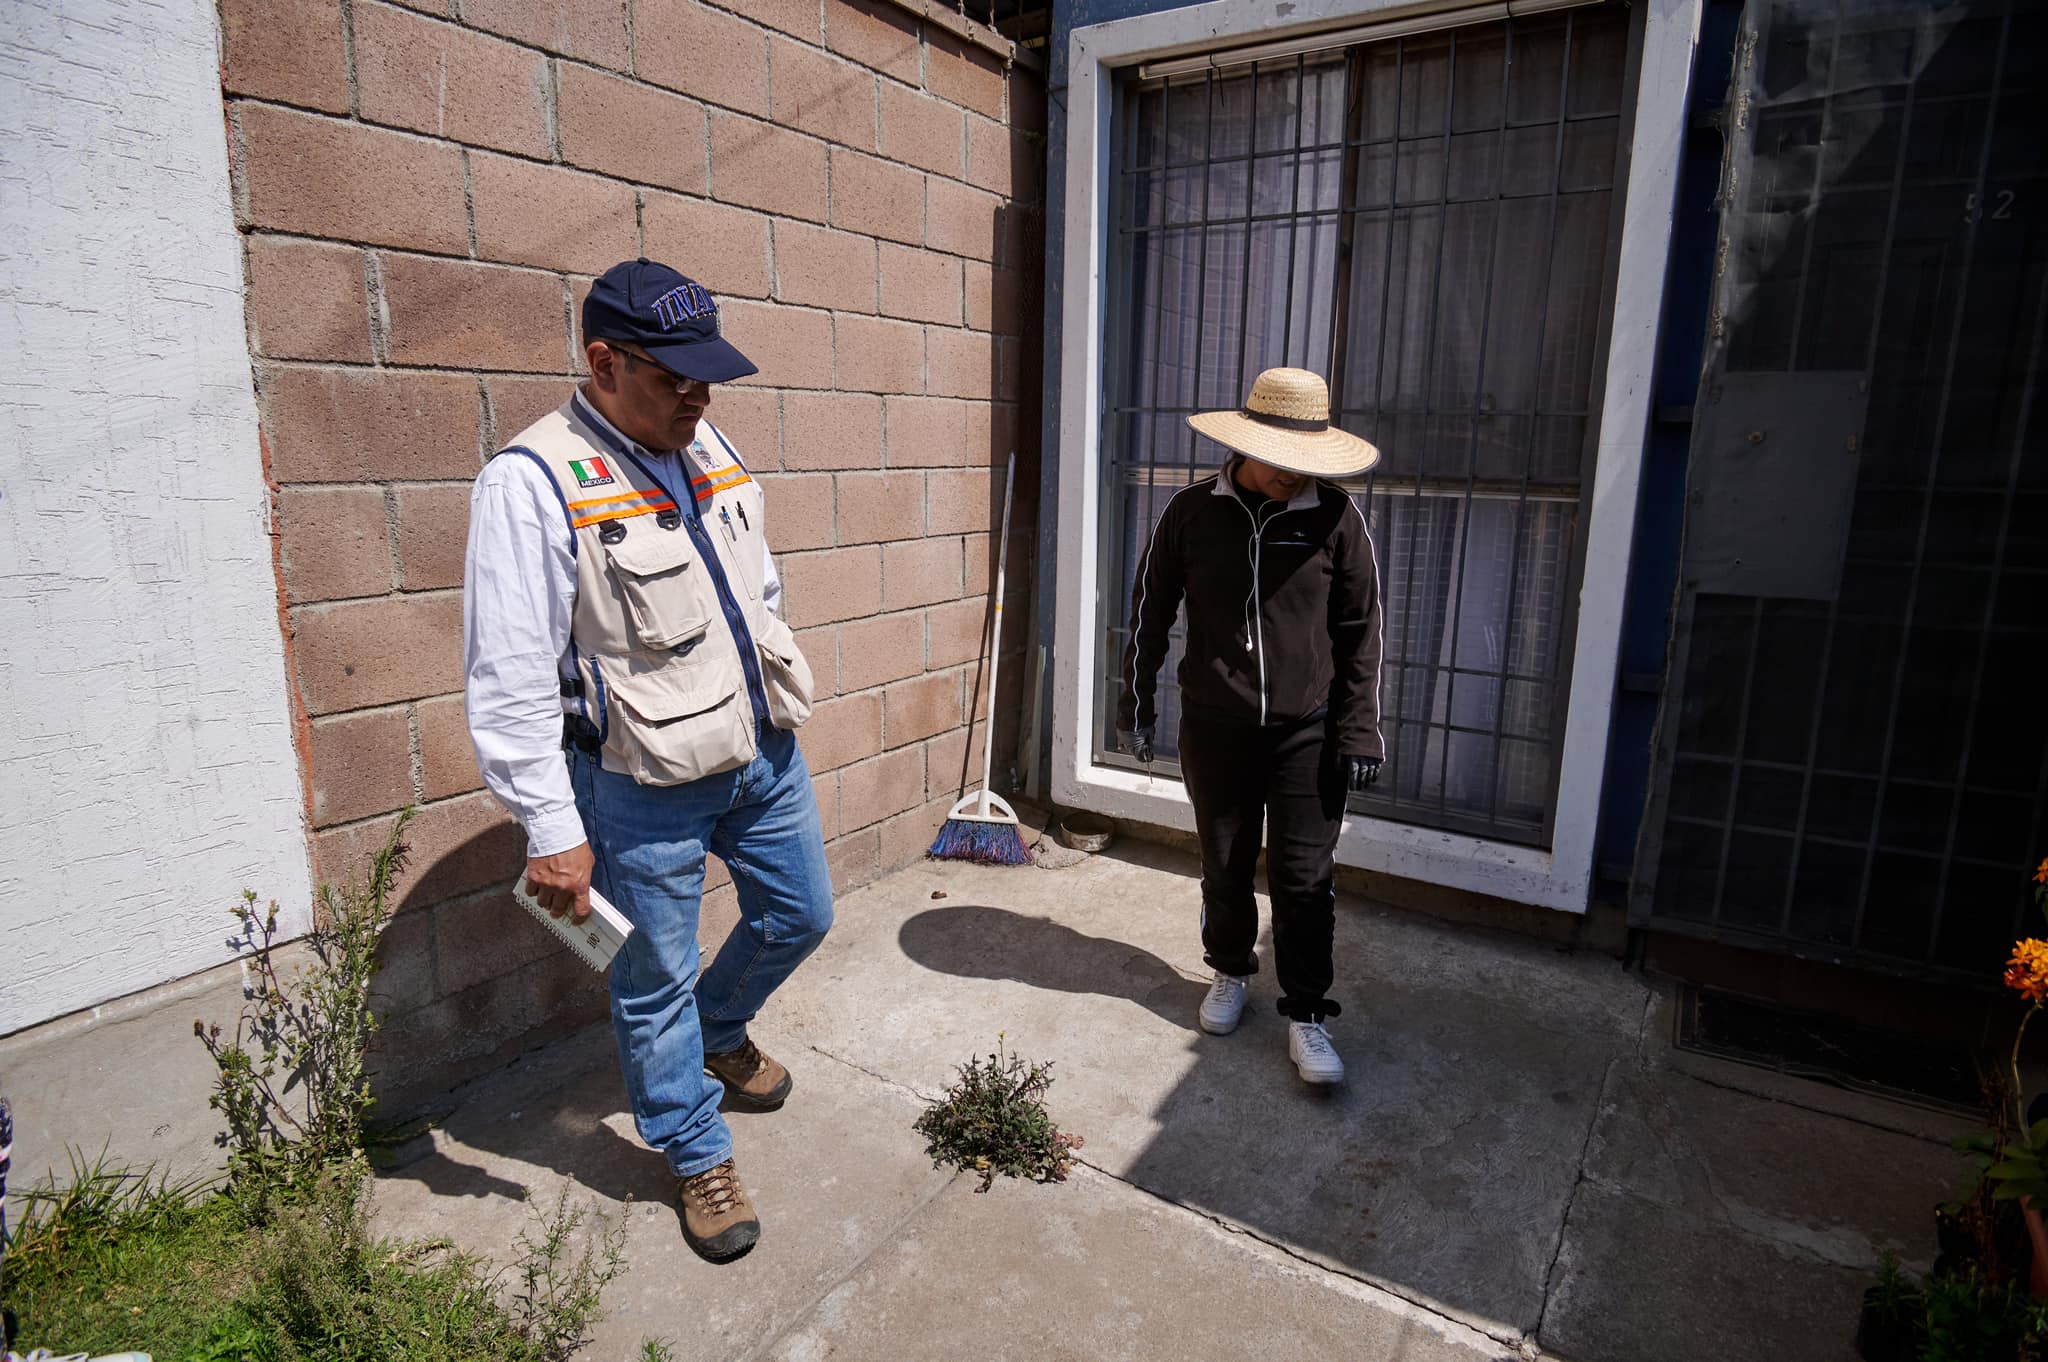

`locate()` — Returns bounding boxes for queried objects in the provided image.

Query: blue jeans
[569,724,834,1178]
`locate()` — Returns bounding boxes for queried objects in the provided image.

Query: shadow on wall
[359,821,609,1122]
[938,195,1046,801]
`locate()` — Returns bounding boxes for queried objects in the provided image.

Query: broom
[929,452,1032,866]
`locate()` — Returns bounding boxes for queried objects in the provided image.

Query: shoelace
[1207,975,1244,999]
[1295,1023,1336,1059]
[686,1161,743,1215]
[714,1039,764,1080]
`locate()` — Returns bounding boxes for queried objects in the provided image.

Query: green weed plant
[1,811,629,1360]
[913,1035,1083,1193]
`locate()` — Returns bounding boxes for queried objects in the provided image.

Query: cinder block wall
[221,0,1044,1113]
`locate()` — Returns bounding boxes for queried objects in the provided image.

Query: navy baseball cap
[582,258,758,383]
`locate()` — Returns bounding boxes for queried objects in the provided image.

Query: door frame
[1049,0,1707,912]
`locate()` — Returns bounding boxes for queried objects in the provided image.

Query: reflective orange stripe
[690,469,752,501]
[570,500,676,530]
[566,488,669,512]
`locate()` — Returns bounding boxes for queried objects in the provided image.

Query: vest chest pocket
[602,526,712,652]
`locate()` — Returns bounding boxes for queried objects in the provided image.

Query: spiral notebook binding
[510,880,633,973]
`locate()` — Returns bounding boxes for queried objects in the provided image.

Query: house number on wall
[1964,189,2017,224]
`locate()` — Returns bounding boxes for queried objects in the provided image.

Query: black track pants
[1177,711,1346,1022]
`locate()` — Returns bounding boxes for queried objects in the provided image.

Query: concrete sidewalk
[369,840,1967,1361]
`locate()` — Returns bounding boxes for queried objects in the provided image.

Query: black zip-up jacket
[1117,461,1385,759]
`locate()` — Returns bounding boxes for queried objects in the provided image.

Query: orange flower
[2007,939,2048,1001]
[2034,857,2048,886]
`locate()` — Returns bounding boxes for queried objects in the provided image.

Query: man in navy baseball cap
[583,257,759,385]
[465,255,832,1263]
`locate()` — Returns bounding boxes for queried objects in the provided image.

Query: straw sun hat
[1186,367,1379,478]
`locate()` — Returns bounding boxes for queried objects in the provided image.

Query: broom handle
[977,454,1015,815]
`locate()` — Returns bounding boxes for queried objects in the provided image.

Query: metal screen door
[1634,0,2048,980]
[1098,5,1635,846]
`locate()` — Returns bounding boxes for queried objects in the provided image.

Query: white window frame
[1050,0,1706,913]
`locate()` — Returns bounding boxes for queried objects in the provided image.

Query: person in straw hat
[1116,367,1384,1086]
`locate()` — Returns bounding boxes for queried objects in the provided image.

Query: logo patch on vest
[569,457,615,488]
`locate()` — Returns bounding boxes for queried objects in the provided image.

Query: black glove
[1118,727,1155,764]
[1344,755,1382,792]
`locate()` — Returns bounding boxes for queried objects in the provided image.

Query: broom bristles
[928,816,1033,865]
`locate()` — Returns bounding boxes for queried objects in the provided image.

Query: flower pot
[2025,1198,2048,1299]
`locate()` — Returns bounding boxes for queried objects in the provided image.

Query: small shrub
[3,811,629,1360]
[1854,1253,2048,1362]
[196,810,414,1223]
[507,1182,629,1358]
[913,1035,1083,1193]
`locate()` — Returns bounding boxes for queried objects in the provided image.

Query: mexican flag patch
[570,457,614,488]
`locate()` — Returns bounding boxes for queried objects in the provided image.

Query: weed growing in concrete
[195,809,414,1222]
[913,1034,1083,1192]
[508,1181,629,1357]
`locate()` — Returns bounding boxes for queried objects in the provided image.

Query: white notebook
[511,879,634,973]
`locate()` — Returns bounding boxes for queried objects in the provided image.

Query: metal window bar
[1635,0,2048,981]
[1099,8,1632,847]
[1868,0,2015,961]
[1773,18,1923,942]
[1487,9,1576,830]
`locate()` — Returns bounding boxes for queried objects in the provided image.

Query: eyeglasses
[608,343,705,393]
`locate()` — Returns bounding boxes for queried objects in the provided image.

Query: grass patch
[1,812,629,1360]
[5,1155,623,1360]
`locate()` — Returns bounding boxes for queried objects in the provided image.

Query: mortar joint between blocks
[338,0,362,119]
[379,484,404,594]
[406,702,427,804]
[364,253,391,364]
[460,150,479,259]
[545,59,563,164]
[476,376,495,464]
[561,278,578,375]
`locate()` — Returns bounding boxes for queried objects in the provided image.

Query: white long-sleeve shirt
[461,390,781,858]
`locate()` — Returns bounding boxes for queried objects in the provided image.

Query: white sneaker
[1289,1021,1345,1085]
[1197,972,1251,1035]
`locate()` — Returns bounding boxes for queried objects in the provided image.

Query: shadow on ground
[376,1018,806,1212]
[868,840,1963,1360]
[896,903,1204,1029]
[367,838,1966,1361]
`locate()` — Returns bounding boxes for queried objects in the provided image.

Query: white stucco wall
[0,0,313,1034]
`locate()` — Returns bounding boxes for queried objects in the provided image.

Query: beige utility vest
[502,399,814,787]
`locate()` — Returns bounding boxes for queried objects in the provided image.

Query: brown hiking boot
[703,1036,793,1111]
[676,1158,759,1262]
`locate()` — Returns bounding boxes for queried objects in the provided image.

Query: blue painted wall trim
[1591,0,1742,900]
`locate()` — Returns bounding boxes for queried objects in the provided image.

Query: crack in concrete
[1070,1150,1536,1356]
[738,1160,963,1362]
[804,1041,937,1105]
[1668,1067,1965,1146]
[803,1038,1537,1358]
[1531,1048,1626,1351]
